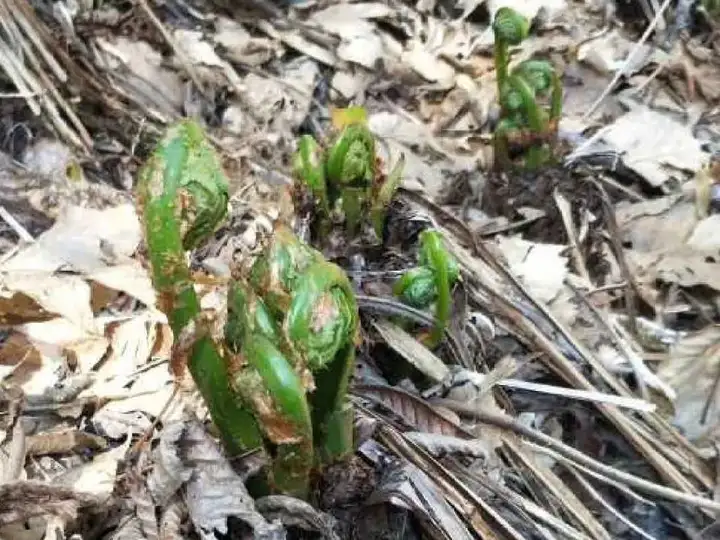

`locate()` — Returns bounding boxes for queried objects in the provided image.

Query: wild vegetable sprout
[492,7,563,170]
[137,120,360,499]
[294,106,405,240]
[394,229,459,348]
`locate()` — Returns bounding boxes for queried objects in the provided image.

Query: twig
[0,205,34,243]
[563,464,658,540]
[433,401,720,512]
[582,0,673,120]
[135,0,207,95]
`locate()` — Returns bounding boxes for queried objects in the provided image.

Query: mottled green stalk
[249,224,360,462]
[370,154,405,239]
[294,135,330,235]
[394,230,459,348]
[226,284,313,498]
[286,261,360,461]
[137,119,263,455]
[326,123,376,236]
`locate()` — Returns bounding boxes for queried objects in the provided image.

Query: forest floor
[1,0,720,538]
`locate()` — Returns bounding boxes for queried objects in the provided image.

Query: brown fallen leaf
[0,481,102,527]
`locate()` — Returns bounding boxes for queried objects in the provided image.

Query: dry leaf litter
[0,0,719,538]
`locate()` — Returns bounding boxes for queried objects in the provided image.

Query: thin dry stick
[553,188,591,283]
[0,205,34,243]
[0,39,41,114]
[582,0,673,120]
[503,437,611,539]
[5,0,66,81]
[564,464,658,540]
[0,37,85,149]
[399,188,713,490]
[478,283,700,496]
[4,0,91,148]
[135,0,207,95]
[435,401,720,512]
[376,422,525,540]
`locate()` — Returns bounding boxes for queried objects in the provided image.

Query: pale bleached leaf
[0,204,141,274]
[404,432,492,458]
[601,108,708,187]
[374,320,449,383]
[657,326,720,446]
[495,236,568,304]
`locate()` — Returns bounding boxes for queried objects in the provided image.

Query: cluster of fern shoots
[136,117,458,499]
[136,6,563,500]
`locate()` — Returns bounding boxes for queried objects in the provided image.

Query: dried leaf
[657,326,720,446]
[147,421,284,539]
[373,320,449,383]
[355,384,465,436]
[25,430,107,456]
[255,496,340,540]
[159,496,186,540]
[601,107,707,187]
[404,432,492,458]
[367,460,475,540]
[495,236,569,304]
[0,482,101,527]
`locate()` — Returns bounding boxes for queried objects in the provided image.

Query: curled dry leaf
[367,459,475,540]
[255,496,340,540]
[0,481,102,528]
[147,421,285,540]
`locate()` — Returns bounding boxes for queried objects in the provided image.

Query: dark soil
[479,161,634,282]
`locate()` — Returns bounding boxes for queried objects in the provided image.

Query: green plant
[137,120,360,499]
[393,229,459,348]
[293,106,404,240]
[492,7,563,170]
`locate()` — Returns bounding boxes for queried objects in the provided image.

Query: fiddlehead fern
[394,230,459,348]
[137,119,263,455]
[291,106,404,242]
[325,123,376,236]
[492,7,563,170]
[248,223,360,462]
[492,7,530,103]
[226,281,313,498]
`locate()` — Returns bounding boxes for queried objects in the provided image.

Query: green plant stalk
[549,71,563,124]
[326,123,376,235]
[286,261,360,461]
[238,334,314,499]
[137,120,263,455]
[492,7,530,118]
[419,231,452,348]
[504,74,549,170]
[370,154,405,239]
[294,135,331,238]
[226,280,314,497]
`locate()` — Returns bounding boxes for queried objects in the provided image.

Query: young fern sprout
[249,224,360,462]
[137,120,264,456]
[394,230,459,348]
[493,7,530,100]
[492,7,563,170]
[138,120,360,499]
[292,107,404,241]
